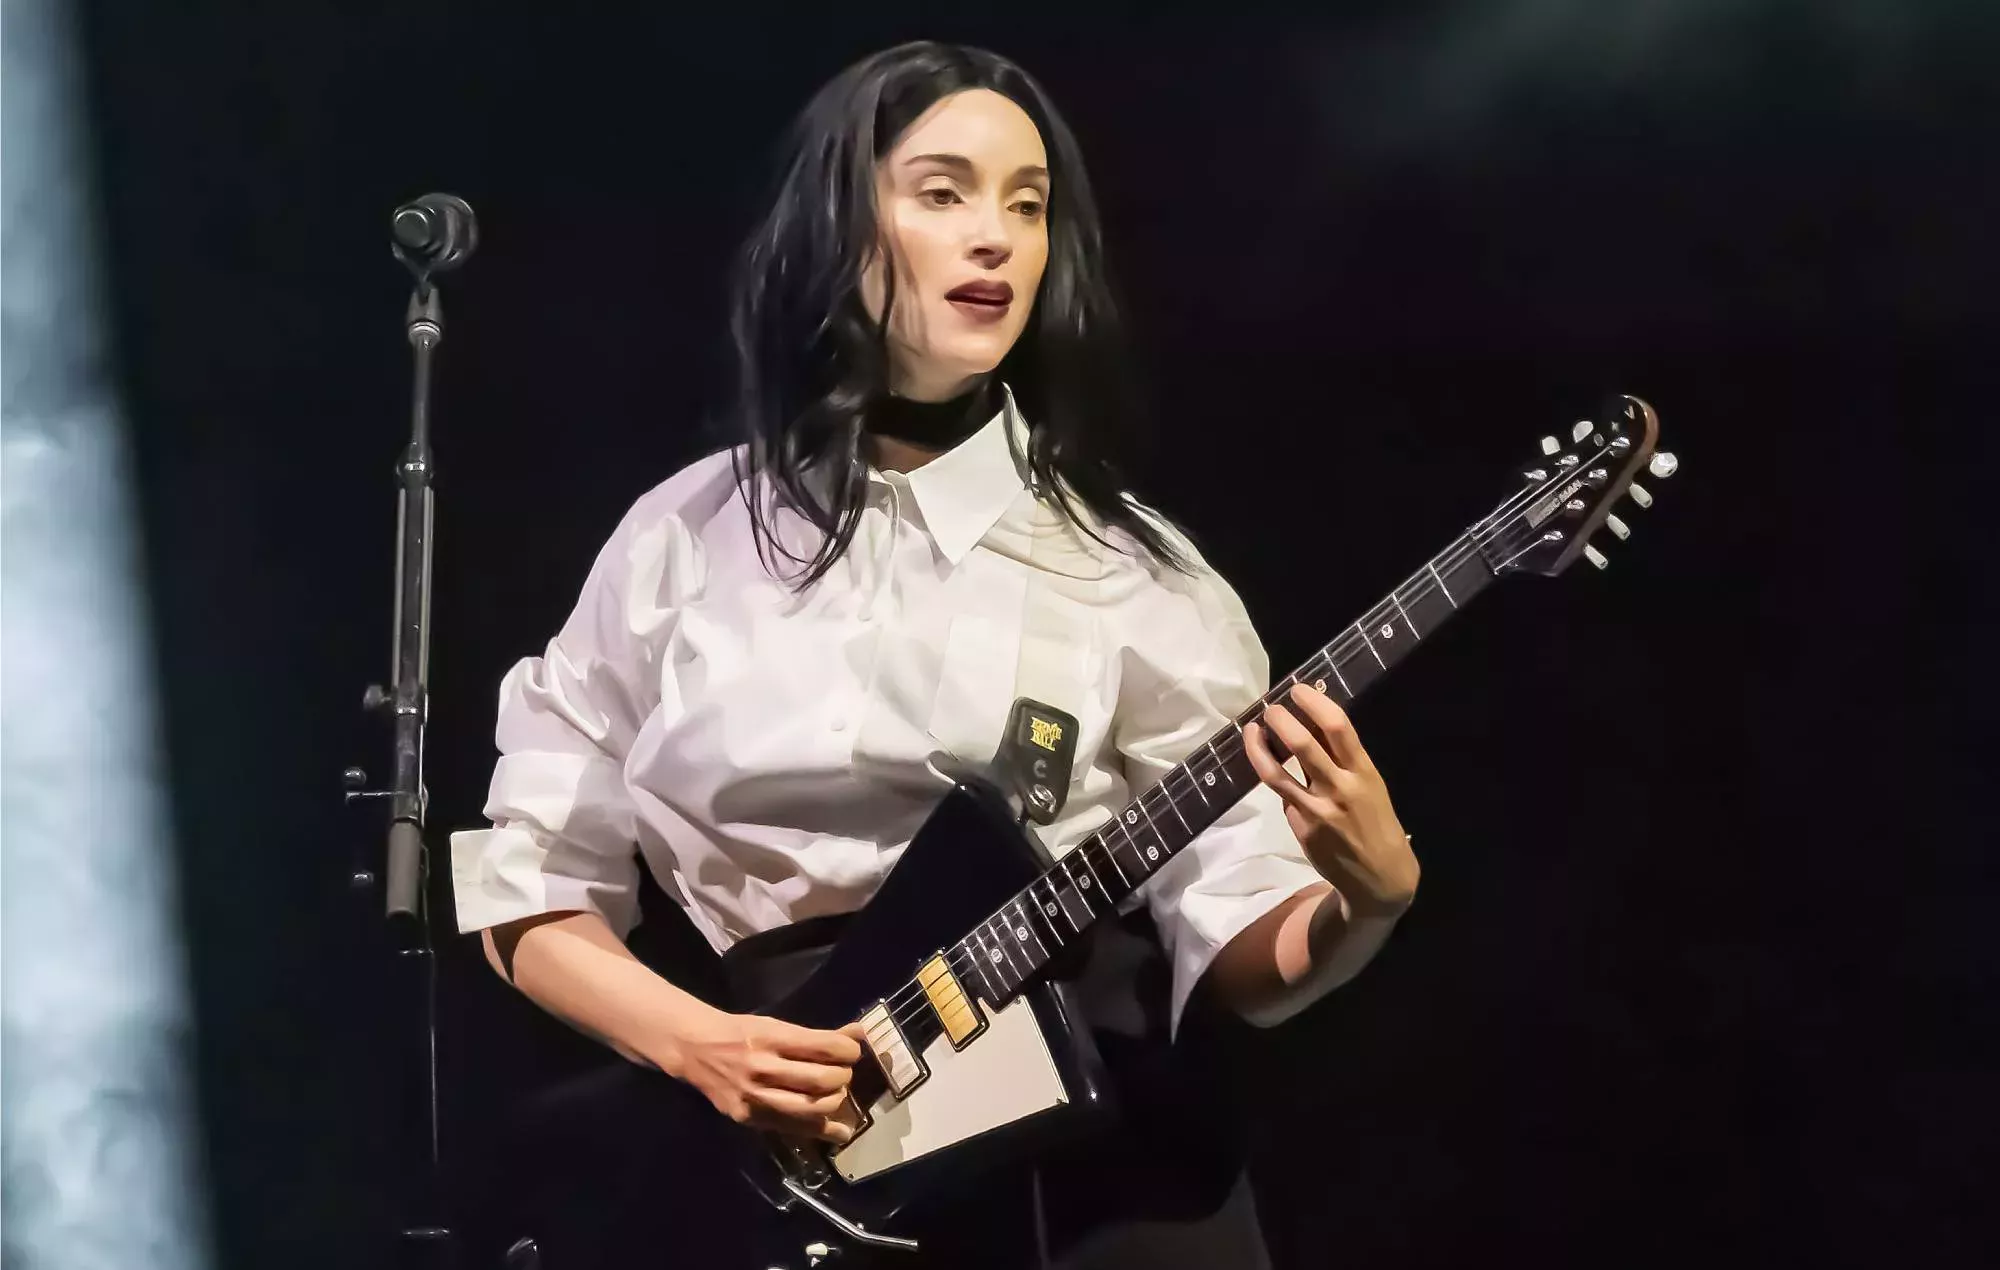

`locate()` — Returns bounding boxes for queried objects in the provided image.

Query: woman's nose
[967,201,1013,264]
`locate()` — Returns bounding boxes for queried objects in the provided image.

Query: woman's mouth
[945,281,1013,324]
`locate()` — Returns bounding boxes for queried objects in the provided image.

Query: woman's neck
[865,376,999,473]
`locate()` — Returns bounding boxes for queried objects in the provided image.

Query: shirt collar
[876,385,1030,566]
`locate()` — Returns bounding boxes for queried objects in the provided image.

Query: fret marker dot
[989,948,1004,964]
[1203,772,1216,787]
[1125,810,1138,825]
[1313,678,1326,693]
[1016,926,1029,941]
[1045,902,1058,918]
[1380,622,1395,639]
[1079,876,1092,889]
[1146,846,1159,861]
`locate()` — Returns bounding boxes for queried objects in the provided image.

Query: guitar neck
[950,527,1500,1004]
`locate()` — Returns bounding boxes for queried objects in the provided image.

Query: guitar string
[858,445,1621,1041]
[859,465,1603,1043]
[861,489,1580,1044]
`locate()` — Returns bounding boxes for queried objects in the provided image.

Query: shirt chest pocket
[925,562,1103,775]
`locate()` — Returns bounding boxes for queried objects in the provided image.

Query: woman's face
[862,88,1050,401]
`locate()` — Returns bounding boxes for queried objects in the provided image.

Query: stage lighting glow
[1,1,213,1267]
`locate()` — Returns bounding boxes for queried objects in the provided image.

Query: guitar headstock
[1485,394,1676,577]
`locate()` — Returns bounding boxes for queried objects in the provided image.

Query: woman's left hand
[1244,682,1420,916]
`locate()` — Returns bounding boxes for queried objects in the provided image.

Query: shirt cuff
[449,823,640,939]
[1163,851,1328,1038]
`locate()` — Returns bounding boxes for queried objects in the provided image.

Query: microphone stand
[345,194,478,1269]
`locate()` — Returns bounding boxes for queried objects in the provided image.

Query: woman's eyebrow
[902,153,1050,186]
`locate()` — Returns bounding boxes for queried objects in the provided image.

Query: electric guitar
[650,397,1676,1267]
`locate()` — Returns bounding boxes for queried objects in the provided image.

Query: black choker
[867,379,1000,449]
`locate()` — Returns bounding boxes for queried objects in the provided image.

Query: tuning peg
[1584,544,1609,570]
[1540,436,1560,456]
[1648,451,1679,479]
[1606,513,1630,540]
[1571,420,1593,442]
[1628,482,1652,509]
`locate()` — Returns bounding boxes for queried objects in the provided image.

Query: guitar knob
[1571,420,1593,442]
[1584,544,1609,570]
[1648,451,1679,479]
[1628,482,1653,509]
[1540,435,1560,456]
[1606,513,1630,540]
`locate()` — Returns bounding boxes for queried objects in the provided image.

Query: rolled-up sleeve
[450,489,692,940]
[1113,562,1336,1036]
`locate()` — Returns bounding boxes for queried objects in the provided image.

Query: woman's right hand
[661,1007,869,1143]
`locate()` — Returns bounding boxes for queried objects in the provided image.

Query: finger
[1246,721,1331,817]
[772,1020,864,1065]
[754,1055,854,1097]
[1288,683,1374,774]
[753,1087,856,1141]
[753,1110,855,1145]
[1261,703,1345,792]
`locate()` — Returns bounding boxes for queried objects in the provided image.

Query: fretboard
[947,527,1499,1007]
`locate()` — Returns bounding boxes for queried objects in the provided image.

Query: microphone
[391,193,478,274]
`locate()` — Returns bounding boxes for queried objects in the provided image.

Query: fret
[1009,897,1052,961]
[1355,621,1386,670]
[1390,588,1420,638]
[1427,560,1457,608]
[1102,821,1148,882]
[962,931,1003,1003]
[1036,873,1080,933]
[1327,655,1352,698]
[1112,812,1160,874]
[1134,792,1176,858]
[1156,781,1194,838]
[1327,635,1383,697]
[985,917,1027,981]
[1049,856,1097,929]
[1075,840,1110,898]
[1400,572,1458,644]
[1362,594,1420,654]
[1184,753,1214,807]
[1196,737,1231,800]
[1096,836,1134,890]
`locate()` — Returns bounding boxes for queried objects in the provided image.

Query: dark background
[74,2,1993,1267]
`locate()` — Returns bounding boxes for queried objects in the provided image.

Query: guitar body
[736,778,1110,1260]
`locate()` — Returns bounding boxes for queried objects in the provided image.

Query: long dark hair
[726,40,1190,585]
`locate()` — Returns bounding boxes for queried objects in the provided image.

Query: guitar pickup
[857,1000,927,1099]
[917,952,986,1050]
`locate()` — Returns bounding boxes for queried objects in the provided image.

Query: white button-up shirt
[450,397,1353,1032]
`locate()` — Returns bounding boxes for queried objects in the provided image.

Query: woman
[452,40,1421,1269]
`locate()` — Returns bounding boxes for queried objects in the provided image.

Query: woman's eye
[920,187,961,207]
[1013,199,1045,220]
